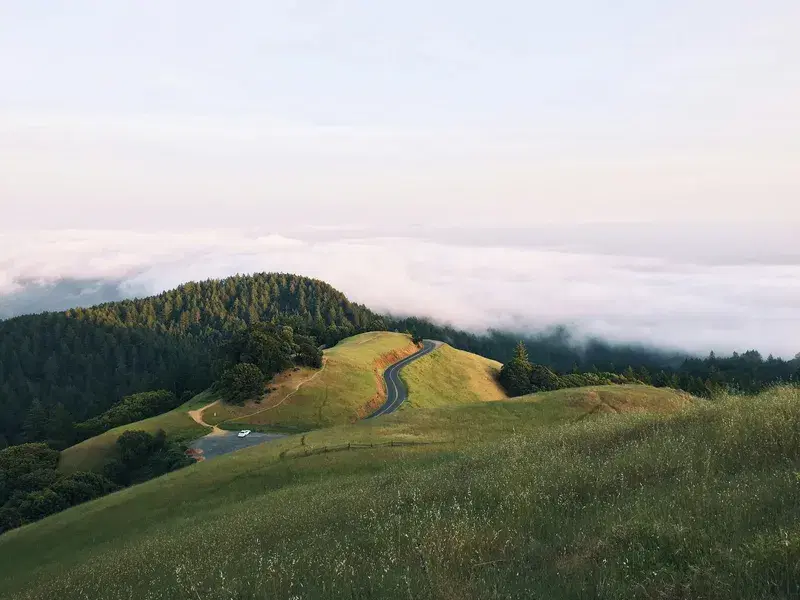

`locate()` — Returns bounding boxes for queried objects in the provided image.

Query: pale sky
[1,0,799,228]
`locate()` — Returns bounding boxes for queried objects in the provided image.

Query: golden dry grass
[401,343,508,408]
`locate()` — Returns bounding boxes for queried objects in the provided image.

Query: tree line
[496,340,800,398]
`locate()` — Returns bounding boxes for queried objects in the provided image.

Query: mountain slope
[7,387,799,600]
[0,273,385,446]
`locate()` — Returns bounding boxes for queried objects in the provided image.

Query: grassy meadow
[57,332,417,471]
[4,384,797,599]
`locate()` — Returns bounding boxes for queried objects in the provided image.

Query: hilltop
[6,385,799,599]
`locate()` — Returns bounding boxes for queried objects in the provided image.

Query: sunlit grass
[401,343,508,408]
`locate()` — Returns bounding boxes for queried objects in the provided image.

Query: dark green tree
[218,363,266,404]
[499,342,533,397]
[529,364,561,392]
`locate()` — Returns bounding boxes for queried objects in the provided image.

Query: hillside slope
[400,343,508,408]
[8,387,800,599]
[55,332,418,473]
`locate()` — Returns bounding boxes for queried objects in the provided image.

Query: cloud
[1,228,798,358]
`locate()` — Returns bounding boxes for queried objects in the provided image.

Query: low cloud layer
[1,227,798,358]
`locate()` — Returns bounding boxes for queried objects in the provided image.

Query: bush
[0,443,59,479]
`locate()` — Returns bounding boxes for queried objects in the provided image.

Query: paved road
[189,431,286,461]
[368,339,442,418]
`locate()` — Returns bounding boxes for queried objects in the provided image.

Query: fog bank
[1,227,798,358]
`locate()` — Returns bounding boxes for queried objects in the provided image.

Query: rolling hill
[6,385,798,599]
[56,332,516,470]
[209,331,419,430]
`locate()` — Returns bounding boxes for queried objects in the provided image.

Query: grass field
[400,343,509,408]
[58,391,215,473]
[15,384,800,600]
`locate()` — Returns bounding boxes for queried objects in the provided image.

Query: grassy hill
[211,331,419,431]
[56,326,689,475]
[15,384,794,600]
[400,343,508,408]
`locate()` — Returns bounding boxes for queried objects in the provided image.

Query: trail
[188,401,225,436]
[228,357,329,422]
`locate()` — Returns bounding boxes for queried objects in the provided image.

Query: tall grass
[2,387,799,599]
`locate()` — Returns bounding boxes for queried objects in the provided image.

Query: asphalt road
[368,339,442,418]
[189,431,286,461]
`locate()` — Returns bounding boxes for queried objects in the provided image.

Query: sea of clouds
[1,225,798,358]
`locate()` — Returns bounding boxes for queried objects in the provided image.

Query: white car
[237,429,252,438]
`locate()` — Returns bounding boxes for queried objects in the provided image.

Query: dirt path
[355,332,381,345]
[228,357,329,423]
[188,401,225,436]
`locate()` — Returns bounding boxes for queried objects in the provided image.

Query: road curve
[367,339,442,419]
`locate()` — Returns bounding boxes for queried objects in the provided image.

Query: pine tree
[499,342,533,396]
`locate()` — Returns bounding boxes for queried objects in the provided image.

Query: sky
[0,2,798,355]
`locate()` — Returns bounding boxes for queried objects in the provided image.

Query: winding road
[368,339,442,418]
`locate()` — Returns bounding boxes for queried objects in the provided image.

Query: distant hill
[56,332,516,471]
[0,273,385,447]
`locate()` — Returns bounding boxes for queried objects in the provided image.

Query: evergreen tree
[499,342,533,397]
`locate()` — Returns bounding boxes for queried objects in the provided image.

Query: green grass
[13,384,796,600]
[401,343,509,408]
[58,391,216,473]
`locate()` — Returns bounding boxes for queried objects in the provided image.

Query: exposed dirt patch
[228,358,328,423]
[356,342,420,419]
[188,401,225,436]
[184,447,205,462]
